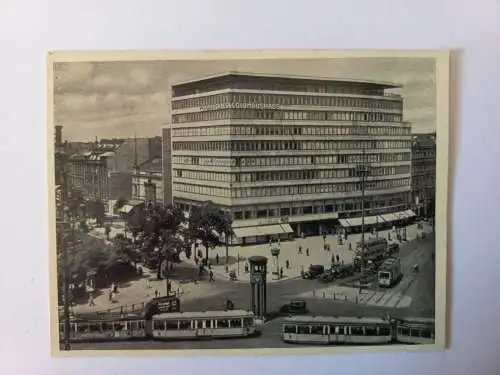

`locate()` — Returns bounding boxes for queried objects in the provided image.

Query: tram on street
[395,317,435,345]
[354,238,388,271]
[59,316,147,342]
[150,310,257,340]
[281,316,393,345]
[377,257,403,287]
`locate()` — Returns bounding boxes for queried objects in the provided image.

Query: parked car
[279,299,308,315]
[302,264,325,280]
[319,270,335,283]
[332,263,355,278]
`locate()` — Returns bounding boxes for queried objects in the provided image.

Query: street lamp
[355,124,371,291]
[61,205,72,351]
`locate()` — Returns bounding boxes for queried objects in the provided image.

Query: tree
[142,203,185,280]
[188,202,232,262]
[87,199,106,226]
[113,233,140,266]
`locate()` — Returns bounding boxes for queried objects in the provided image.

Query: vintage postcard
[47,50,450,357]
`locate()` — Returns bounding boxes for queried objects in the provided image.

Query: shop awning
[339,219,351,228]
[346,215,378,227]
[233,227,261,238]
[378,213,394,223]
[403,209,416,219]
[119,204,135,214]
[233,224,292,238]
[257,224,286,236]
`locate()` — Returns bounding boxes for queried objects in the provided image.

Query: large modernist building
[166,72,413,244]
[411,132,436,218]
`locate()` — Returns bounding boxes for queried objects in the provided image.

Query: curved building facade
[166,72,412,244]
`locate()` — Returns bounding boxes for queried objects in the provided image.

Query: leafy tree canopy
[188,202,232,249]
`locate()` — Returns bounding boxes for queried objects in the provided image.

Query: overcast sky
[53,58,436,141]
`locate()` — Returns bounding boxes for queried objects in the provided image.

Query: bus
[377,257,403,287]
[150,310,257,340]
[395,317,435,345]
[354,238,388,271]
[281,316,393,345]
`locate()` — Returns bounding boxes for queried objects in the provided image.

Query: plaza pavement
[71,220,432,314]
[207,222,433,284]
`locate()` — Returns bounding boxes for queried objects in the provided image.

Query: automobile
[333,263,355,278]
[279,299,308,315]
[319,270,335,283]
[302,264,325,280]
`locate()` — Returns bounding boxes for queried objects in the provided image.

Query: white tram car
[395,317,435,345]
[150,310,256,340]
[282,316,393,345]
[59,316,147,342]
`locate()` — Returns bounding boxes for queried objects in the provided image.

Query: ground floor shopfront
[230,209,417,246]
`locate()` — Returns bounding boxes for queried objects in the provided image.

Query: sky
[53,58,436,141]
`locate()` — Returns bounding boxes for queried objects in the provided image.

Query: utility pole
[356,124,370,291]
[61,166,71,351]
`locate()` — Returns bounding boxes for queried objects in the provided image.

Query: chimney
[55,125,62,147]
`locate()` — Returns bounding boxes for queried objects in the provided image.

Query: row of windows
[232,199,408,220]
[174,166,410,183]
[172,125,410,137]
[152,318,250,330]
[172,140,411,152]
[176,192,408,218]
[413,150,436,159]
[173,178,410,198]
[172,80,394,98]
[173,109,403,124]
[172,153,411,167]
[283,324,392,336]
[172,93,402,111]
[412,165,436,174]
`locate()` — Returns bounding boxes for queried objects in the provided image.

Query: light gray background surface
[1,0,499,374]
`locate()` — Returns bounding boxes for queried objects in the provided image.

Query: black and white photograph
[48,50,450,355]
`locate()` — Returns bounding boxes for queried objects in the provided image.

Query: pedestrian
[108,289,112,302]
[306,248,309,256]
[245,263,249,273]
[285,259,290,269]
[336,254,340,263]
[88,293,95,307]
[167,281,172,294]
[154,289,159,298]
[215,254,219,265]
[280,267,284,279]
[209,270,214,282]
[348,242,352,251]
[298,245,302,254]
[331,254,335,264]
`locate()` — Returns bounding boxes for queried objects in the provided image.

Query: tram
[282,316,393,345]
[395,317,435,345]
[59,316,147,342]
[281,315,436,346]
[150,310,257,340]
[59,309,256,343]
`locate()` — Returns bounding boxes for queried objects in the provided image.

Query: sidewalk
[206,222,433,284]
[71,264,223,315]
